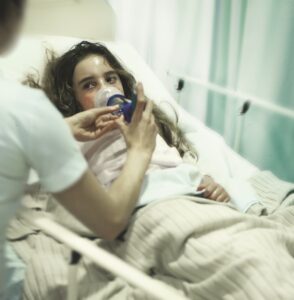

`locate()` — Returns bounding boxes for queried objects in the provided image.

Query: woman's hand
[66,106,119,142]
[115,82,157,156]
[197,175,230,202]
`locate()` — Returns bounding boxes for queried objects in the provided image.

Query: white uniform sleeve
[17,91,88,193]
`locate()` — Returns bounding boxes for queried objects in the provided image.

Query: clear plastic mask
[95,87,136,122]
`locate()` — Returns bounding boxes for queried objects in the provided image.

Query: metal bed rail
[33,217,189,300]
[167,70,294,151]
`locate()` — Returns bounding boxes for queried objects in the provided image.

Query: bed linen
[7,171,294,300]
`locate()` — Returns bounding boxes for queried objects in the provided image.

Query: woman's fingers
[96,115,118,129]
[210,186,223,200]
[129,82,154,124]
[216,195,230,202]
[114,115,128,135]
[91,105,120,118]
[197,176,228,202]
[97,114,119,122]
[203,184,223,201]
[113,82,156,155]
[202,182,216,198]
[150,114,156,130]
[209,186,230,202]
[132,82,146,123]
[94,122,118,138]
[218,190,230,202]
[96,121,116,131]
[198,175,231,203]
[142,99,154,121]
[198,175,212,190]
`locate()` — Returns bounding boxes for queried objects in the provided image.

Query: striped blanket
[7,171,294,300]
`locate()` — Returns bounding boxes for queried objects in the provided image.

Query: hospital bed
[0,35,261,300]
[0,34,258,182]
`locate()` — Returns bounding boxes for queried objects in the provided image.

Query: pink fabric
[80,130,183,186]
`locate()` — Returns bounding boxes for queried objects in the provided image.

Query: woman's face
[73,54,124,110]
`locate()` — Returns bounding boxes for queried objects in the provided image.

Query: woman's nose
[99,79,111,90]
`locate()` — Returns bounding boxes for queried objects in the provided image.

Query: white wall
[23,0,115,40]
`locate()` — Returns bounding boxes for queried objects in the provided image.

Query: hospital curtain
[206,0,294,181]
[107,0,294,182]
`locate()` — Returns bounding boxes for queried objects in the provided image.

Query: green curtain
[206,0,294,181]
[108,0,293,181]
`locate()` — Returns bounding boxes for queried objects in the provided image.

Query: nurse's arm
[54,148,151,241]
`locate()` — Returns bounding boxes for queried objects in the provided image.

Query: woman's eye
[106,75,118,84]
[83,81,96,90]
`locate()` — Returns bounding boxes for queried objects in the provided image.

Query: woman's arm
[55,84,157,240]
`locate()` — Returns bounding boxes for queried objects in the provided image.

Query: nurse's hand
[115,83,157,156]
[66,106,120,142]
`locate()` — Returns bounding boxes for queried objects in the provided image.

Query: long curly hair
[24,41,196,158]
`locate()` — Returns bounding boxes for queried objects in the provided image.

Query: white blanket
[7,171,294,300]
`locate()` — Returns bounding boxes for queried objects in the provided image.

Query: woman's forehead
[74,54,114,79]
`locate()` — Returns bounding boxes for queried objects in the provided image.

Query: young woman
[25,41,231,206]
